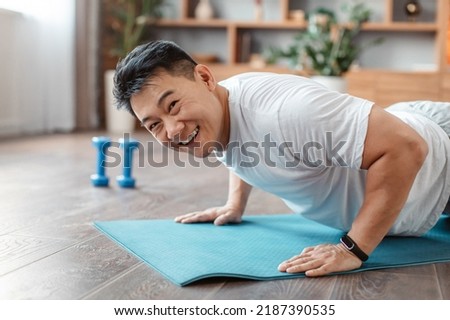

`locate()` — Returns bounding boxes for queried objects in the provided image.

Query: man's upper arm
[361,105,428,170]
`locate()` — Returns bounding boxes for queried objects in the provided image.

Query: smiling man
[113,40,450,277]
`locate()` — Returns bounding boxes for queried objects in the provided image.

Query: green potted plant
[107,0,165,59]
[104,0,165,133]
[266,2,382,92]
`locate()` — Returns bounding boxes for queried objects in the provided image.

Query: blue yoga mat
[95,214,450,286]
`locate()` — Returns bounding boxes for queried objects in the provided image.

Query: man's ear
[194,64,216,90]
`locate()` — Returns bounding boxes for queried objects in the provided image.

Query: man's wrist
[224,200,245,213]
[340,234,369,262]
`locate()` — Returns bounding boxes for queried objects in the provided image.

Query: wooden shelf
[157,19,307,29]
[157,18,228,28]
[233,21,307,30]
[362,22,439,32]
[158,19,437,32]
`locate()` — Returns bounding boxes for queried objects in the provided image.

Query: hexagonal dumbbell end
[116,137,140,188]
[90,136,111,187]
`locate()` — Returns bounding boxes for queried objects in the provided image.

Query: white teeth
[178,127,199,145]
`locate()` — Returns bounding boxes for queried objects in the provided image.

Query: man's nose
[166,119,185,141]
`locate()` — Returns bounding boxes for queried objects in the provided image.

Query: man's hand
[174,204,243,226]
[278,243,362,277]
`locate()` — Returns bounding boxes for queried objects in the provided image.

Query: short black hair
[113,40,198,114]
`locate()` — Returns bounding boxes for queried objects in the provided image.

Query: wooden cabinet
[346,70,442,107]
[442,72,450,101]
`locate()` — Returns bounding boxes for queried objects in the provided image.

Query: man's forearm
[226,171,253,212]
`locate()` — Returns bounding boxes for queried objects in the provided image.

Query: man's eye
[169,100,179,112]
[149,122,160,132]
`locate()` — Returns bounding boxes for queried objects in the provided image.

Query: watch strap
[340,234,369,262]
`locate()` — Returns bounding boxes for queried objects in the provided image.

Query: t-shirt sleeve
[278,80,374,170]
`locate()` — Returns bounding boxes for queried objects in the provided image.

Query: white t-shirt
[217,72,450,236]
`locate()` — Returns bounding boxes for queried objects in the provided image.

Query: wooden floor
[1,131,449,300]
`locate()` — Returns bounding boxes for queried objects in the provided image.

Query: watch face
[341,236,355,250]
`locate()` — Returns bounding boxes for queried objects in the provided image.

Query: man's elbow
[406,134,428,170]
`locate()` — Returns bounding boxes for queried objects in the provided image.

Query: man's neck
[216,84,230,150]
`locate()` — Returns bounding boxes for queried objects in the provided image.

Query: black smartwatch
[340,234,369,262]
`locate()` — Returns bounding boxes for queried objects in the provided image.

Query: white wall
[0,9,21,135]
[0,0,76,137]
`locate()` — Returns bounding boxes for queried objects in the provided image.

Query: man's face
[130,65,228,158]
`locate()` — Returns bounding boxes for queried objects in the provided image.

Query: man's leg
[387,101,450,137]
[445,197,450,214]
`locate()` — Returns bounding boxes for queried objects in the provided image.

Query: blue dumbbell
[91,136,111,187]
[117,137,139,188]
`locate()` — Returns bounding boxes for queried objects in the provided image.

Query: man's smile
[177,126,199,146]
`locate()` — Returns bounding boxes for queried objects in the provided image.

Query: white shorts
[387,101,450,215]
[387,101,450,137]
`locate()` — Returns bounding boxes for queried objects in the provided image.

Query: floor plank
[208,276,336,300]
[329,265,443,299]
[435,263,450,299]
[0,234,74,276]
[0,235,139,299]
[83,263,225,300]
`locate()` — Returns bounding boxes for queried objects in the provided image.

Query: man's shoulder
[221,71,305,83]
[219,72,273,86]
[220,72,312,100]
